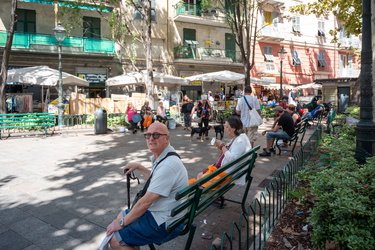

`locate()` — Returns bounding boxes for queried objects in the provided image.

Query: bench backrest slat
[167,145,259,234]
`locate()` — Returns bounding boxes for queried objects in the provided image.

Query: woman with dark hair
[197,116,251,185]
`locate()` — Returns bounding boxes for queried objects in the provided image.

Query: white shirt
[236,95,261,127]
[221,134,252,185]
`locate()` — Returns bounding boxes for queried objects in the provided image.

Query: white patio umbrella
[297,83,322,89]
[186,70,245,83]
[6,65,89,87]
[185,70,271,85]
[105,71,189,88]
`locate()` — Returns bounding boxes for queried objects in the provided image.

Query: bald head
[146,123,170,158]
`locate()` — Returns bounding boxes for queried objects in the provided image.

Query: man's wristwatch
[119,218,125,227]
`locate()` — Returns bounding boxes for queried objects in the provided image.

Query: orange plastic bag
[143,116,153,128]
[189,166,231,190]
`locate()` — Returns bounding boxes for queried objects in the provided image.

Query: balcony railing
[337,68,360,77]
[174,45,242,63]
[338,37,361,49]
[0,31,115,54]
[175,3,202,16]
[258,25,285,41]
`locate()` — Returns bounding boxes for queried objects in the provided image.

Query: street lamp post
[53,22,66,127]
[355,0,375,162]
[278,46,287,99]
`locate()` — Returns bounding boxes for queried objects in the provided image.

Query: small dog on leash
[190,126,212,142]
[214,124,224,139]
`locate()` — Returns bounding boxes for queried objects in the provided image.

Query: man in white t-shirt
[106,123,188,248]
[236,85,262,147]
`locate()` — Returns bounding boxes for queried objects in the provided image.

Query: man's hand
[123,163,141,175]
[106,219,123,236]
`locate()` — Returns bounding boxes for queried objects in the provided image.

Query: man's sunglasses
[144,132,168,139]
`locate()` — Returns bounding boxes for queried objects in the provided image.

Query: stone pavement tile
[0,230,32,250]
[9,217,54,241]
[83,208,118,229]
[0,223,8,234]
[0,207,31,226]
[40,209,104,241]
[22,245,42,250]
[19,203,61,218]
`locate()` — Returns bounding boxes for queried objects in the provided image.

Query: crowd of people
[105,86,326,249]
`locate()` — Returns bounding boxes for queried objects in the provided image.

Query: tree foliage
[201,0,259,86]
[60,0,155,103]
[290,0,362,41]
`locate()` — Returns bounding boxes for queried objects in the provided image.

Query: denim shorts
[266,130,291,141]
[114,209,183,246]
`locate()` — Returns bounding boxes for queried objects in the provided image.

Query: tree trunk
[0,0,17,114]
[141,0,154,108]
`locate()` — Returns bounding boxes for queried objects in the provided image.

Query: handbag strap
[243,96,253,110]
[138,152,180,197]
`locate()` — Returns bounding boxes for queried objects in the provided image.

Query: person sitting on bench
[259,106,295,157]
[105,123,188,249]
[156,101,168,126]
[302,100,324,120]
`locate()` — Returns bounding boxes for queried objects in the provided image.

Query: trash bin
[94,108,107,134]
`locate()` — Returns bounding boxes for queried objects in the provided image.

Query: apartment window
[83,17,101,38]
[348,55,353,68]
[318,21,325,37]
[340,54,347,69]
[134,0,156,22]
[318,52,327,68]
[292,49,301,66]
[292,16,301,33]
[264,46,274,62]
[265,62,276,71]
[264,11,272,26]
[15,9,36,33]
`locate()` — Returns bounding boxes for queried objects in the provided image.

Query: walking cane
[124,169,140,209]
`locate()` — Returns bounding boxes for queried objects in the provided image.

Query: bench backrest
[0,113,55,129]
[167,145,260,234]
[326,108,337,124]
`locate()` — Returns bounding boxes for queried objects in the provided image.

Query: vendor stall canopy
[297,83,322,89]
[6,65,89,86]
[185,70,271,85]
[106,71,189,88]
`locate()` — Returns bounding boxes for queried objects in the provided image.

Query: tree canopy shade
[289,0,362,39]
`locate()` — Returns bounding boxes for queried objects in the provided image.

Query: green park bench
[149,145,260,250]
[0,113,55,139]
[275,120,308,156]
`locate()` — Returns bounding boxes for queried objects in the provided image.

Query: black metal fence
[210,125,322,250]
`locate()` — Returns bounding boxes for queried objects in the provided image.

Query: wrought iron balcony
[258,25,285,41]
[174,45,242,64]
[0,31,115,55]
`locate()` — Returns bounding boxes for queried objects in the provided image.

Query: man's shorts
[245,127,258,143]
[114,209,183,246]
[266,130,291,141]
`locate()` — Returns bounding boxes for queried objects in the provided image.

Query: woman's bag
[142,116,153,127]
[132,113,142,123]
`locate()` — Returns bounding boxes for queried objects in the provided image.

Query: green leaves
[300,122,375,248]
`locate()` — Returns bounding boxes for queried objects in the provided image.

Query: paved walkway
[0,120,314,250]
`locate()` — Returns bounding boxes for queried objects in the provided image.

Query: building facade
[0,0,361,106]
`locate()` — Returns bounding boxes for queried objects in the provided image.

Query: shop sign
[191,80,202,86]
[78,73,107,83]
[261,77,276,83]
